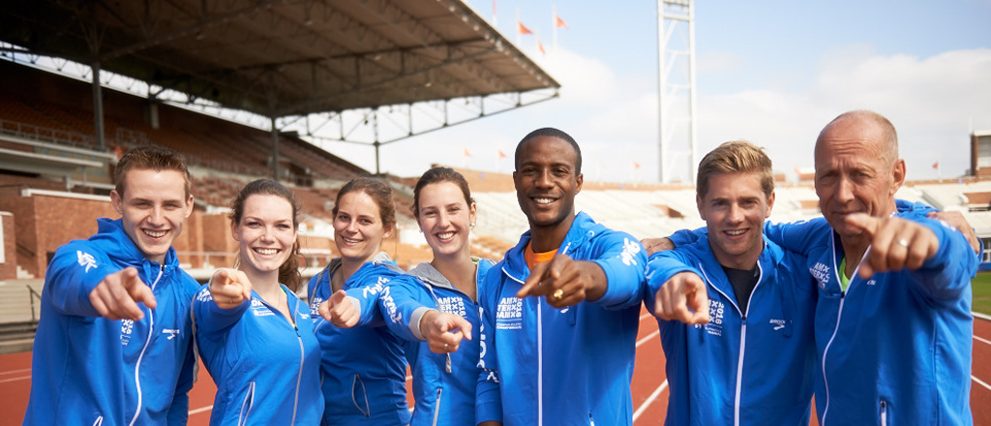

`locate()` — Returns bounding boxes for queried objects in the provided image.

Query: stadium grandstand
[1,8,991,352]
[1,2,990,424]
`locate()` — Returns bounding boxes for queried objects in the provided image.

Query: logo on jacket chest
[702,300,725,337]
[437,296,467,317]
[251,299,274,316]
[811,262,831,290]
[120,319,135,346]
[309,297,323,317]
[495,297,523,330]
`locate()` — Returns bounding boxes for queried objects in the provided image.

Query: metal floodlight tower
[657,0,697,183]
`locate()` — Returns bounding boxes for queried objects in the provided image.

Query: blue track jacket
[382,258,494,426]
[24,218,200,426]
[670,201,979,425]
[476,212,648,426]
[307,252,411,426]
[767,209,978,425]
[645,236,817,426]
[193,284,323,425]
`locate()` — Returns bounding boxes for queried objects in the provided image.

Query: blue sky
[325,0,991,183]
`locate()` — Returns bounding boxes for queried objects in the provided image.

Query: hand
[319,290,358,328]
[845,213,939,279]
[420,310,472,354]
[516,254,604,309]
[652,272,709,325]
[641,237,675,256]
[209,268,252,309]
[89,267,157,321]
[927,211,979,255]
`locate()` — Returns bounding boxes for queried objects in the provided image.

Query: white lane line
[636,330,660,348]
[975,335,991,347]
[0,368,31,376]
[973,311,991,322]
[0,375,30,384]
[188,405,213,415]
[632,380,668,422]
[974,375,991,392]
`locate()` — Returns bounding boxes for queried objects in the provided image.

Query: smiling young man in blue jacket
[475,128,647,426]
[646,141,817,426]
[24,146,201,426]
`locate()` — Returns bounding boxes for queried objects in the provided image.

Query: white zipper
[537,295,543,426]
[820,240,870,426]
[260,290,305,425]
[734,321,747,426]
[698,260,764,426]
[291,302,303,426]
[128,266,163,426]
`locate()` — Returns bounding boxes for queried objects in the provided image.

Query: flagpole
[492,0,498,28]
[552,4,557,49]
[516,8,521,47]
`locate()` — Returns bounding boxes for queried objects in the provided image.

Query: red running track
[2,311,990,425]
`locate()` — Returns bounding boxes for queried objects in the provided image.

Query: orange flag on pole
[555,15,568,29]
[464,148,472,157]
[498,149,507,159]
[537,38,546,54]
[517,21,533,35]
[932,161,939,170]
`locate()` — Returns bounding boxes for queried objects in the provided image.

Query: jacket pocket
[351,374,370,417]
[431,387,443,426]
[238,381,256,426]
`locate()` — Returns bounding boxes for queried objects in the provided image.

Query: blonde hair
[696,140,774,199]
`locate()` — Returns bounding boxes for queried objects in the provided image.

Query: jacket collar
[502,211,603,281]
[409,257,493,293]
[92,217,181,275]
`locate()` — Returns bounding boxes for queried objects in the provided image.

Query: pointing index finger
[516,261,551,299]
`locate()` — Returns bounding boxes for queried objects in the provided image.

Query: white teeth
[437,232,455,239]
[343,237,360,244]
[255,248,277,255]
[726,229,745,236]
[144,230,166,238]
[535,198,553,204]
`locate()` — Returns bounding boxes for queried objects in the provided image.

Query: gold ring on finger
[553,289,564,300]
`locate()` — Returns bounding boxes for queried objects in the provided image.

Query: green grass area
[973,272,991,316]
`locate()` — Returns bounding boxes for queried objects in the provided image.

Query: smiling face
[333,191,392,264]
[111,168,194,264]
[698,172,774,270]
[416,181,476,260]
[814,114,904,239]
[513,135,583,234]
[232,194,297,276]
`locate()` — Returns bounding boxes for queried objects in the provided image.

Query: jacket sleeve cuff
[410,307,434,341]
[475,400,503,424]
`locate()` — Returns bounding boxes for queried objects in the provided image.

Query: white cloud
[697,51,746,73]
[697,47,991,181]
[338,46,991,185]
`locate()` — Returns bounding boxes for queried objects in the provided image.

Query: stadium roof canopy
[0,0,559,171]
